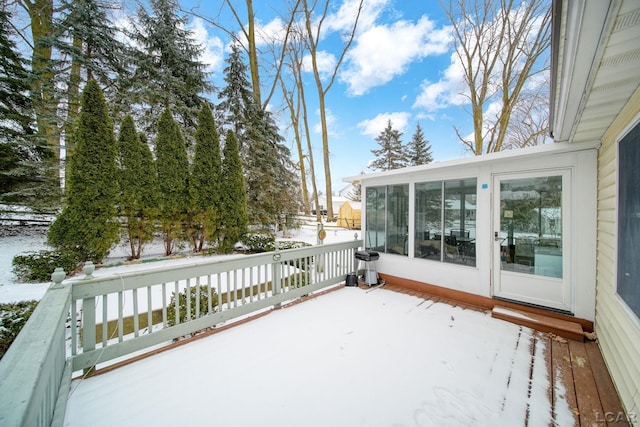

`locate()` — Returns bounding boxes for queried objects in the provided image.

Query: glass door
[492,171,572,312]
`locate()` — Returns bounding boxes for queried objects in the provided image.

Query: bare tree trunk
[444,0,551,154]
[21,0,60,185]
[301,0,363,220]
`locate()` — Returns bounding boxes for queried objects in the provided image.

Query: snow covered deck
[63,285,628,426]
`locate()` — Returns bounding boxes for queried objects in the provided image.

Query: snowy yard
[63,286,571,427]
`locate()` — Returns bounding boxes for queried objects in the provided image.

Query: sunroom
[347,140,598,322]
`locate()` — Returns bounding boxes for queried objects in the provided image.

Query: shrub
[0,300,39,360]
[241,230,275,253]
[167,286,218,326]
[12,250,79,283]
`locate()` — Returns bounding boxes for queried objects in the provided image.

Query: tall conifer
[155,108,189,256]
[220,130,247,253]
[370,120,406,171]
[405,123,433,166]
[48,79,119,263]
[188,104,221,252]
[116,115,159,259]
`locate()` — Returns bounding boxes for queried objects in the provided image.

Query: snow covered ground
[0,223,360,304]
[64,286,571,427]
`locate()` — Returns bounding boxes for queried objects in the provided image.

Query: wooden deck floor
[382,283,631,427]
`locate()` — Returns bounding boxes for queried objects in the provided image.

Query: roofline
[343,141,599,183]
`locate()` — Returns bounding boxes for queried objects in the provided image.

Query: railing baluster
[82,297,96,357]
[71,299,77,356]
[162,282,167,328]
[133,289,139,337]
[195,276,201,319]
[174,280,180,325]
[102,295,108,346]
[147,286,153,334]
[118,291,124,342]
[186,277,192,321]
[207,274,213,314]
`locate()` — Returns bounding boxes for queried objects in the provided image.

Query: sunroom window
[365,184,409,255]
[415,179,477,266]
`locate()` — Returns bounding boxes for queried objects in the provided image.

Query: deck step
[491,306,584,341]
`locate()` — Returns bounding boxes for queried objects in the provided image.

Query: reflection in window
[415,179,477,266]
[617,122,640,318]
[365,186,386,252]
[499,176,563,278]
[386,185,409,255]
[365,185,409,255]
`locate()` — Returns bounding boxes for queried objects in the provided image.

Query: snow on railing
[0,239,362,427]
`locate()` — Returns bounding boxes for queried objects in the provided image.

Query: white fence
[0,239,362,427]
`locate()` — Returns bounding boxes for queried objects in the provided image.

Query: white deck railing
[0,239,362,427]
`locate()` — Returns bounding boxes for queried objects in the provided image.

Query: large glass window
[415,179,477,265]
[499,176,563,278]
[365,184,409,255]
[365,186,386,252]
[618,122,640,318]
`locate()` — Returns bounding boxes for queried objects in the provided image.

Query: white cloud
[357,112,410,138]
[188,18,225,73]
[313,108,339,137]
[341,16,451,96]
[412,51,468,112]
[303,51,338,76]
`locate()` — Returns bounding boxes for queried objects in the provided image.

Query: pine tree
[155,107,190,256]
[116,115,159,260]
[405,123,433,166]
[52,0,129,152]
[244,107,300,228]
[0,8,49,206]
[217,43,253,151]
[220,130,248,253]
[48,79,119,263]
[218,46,300,228]
[188,104,221,252]
[370,120,406,171]
[117,0,212,142]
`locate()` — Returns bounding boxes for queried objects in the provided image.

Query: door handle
[494,231,499,242]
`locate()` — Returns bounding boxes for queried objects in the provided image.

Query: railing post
[272,243,282,308]
[81,263,97,375]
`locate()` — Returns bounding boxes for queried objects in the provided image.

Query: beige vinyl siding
[595,85,640,421]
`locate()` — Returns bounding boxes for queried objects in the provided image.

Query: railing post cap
[51,267,66,288]
[83,261,95,279]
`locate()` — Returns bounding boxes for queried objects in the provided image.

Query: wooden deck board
[584,342,631,427]
[551,337,580,426]
[569,340,606,426]
[380,285,629,427]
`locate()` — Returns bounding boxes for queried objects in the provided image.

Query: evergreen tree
[405,123,433,166]
[52,0,129,152]
[0,8,49,206]
[117,0,212,142]
[48,79,119,263]
[370,120,406,171]
[116,115,159,260]
[218,46,300,228]
[217,43,253,152]
[244,106,300,228]
[188,104,221,252]
[220,130,248,253]
[155,107,190,256]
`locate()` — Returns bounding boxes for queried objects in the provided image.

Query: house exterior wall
[595,85,640,420]
[359,143,598,320]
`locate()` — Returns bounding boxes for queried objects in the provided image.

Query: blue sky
[11,0,523,194]
[164,0,484,194]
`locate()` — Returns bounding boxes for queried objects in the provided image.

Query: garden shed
[337,201,361,230]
